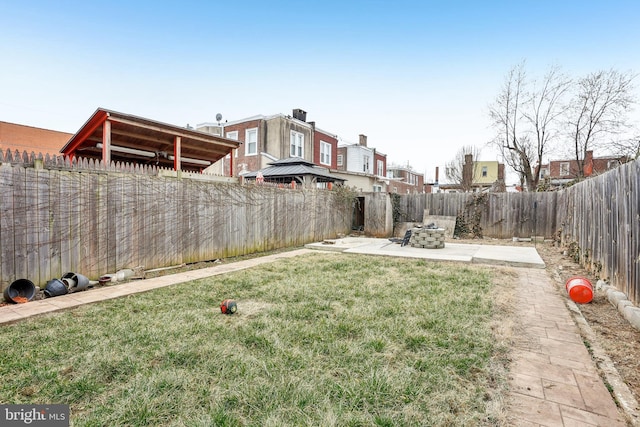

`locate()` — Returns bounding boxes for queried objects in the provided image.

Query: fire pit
[409,227,445,249]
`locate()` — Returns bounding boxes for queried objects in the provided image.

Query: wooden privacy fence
[557,160,639,305]
[397,191,560,239]
[0,152,352,290]
[2,149,637,305]
[361,192,393,237]
[396,158,639,304]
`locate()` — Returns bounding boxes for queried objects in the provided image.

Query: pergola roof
[60,108,240,172]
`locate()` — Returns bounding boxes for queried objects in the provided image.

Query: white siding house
[343,144,375,174]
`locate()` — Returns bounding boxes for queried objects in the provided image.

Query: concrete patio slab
[305,237,545,269]
[473,244,545,268]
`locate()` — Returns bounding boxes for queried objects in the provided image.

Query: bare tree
[445,145,481,192]
[567,69,636,177]
[608,134,640,159]
[522,66,572,188]
[489,62,539,190]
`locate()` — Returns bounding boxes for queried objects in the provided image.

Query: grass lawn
[0,253,512,426]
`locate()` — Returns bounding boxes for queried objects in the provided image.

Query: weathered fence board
[49,170,62,280]
[105,174,119,273]
[148,175,162,268]
[122,172,136,269]
[25,168,39,283]
[94,173,108,278]
[0,165,15,289]
[364,192,391,237]
[13,166,27,280]
[37,169,51,285]
[69,172,82,274]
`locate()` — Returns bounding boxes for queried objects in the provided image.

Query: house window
[226,131,239,157]
[373,185,382,192]
[539,168,549,179]
[290,130,304,157]
[320,141,331,166]
[245,128,257,156]
[363,155,370,173]
[337,154,343,166]
[481,166,488,177]
[607,160,620,169]
[377,160,384,176]
[560,162,570,176]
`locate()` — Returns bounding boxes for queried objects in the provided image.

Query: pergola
[242,157,346,187]
[60,108,240,173]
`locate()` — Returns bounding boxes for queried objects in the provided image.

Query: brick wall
[336,146,347,171]
[222,119,262,176]
[314,129,338,169]
[0,121,72,157]
[374,152,386,177]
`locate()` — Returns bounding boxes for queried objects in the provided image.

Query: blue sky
[1,0,639,182]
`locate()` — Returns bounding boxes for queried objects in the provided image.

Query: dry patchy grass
[0,253,513,426]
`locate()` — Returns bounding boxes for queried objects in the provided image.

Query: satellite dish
[215,113,223,122]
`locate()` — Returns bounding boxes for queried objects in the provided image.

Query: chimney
[292,108,307,122]
[584,150,594,176]
[359,134,367,147]
[435,167,439,184]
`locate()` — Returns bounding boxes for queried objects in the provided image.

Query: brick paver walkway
[509,268,628,426]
